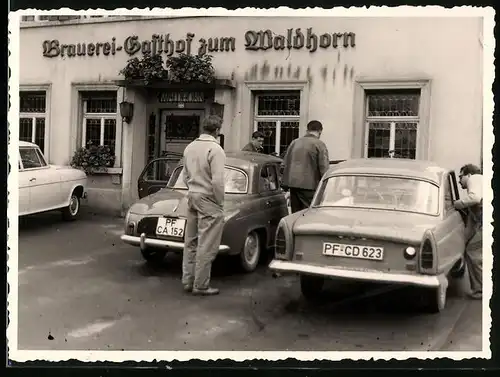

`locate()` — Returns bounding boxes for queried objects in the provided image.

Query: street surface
[16,211,483,352]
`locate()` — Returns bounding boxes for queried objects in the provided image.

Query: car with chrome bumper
[18,141,88,220]
[121,151,289,272]
[269,158,467,313]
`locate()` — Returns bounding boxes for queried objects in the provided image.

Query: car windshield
[167,166,248,194]
[314,175,440,215]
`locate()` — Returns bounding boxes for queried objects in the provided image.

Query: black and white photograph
[7,6,495,363]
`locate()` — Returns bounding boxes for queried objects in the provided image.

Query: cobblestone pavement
[13,211,483,353]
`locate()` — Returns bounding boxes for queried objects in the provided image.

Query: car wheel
[300,275,325,300]
[240,231,261,272]
[449,257,466,279]
[140,248,167,264]
[62,192,81,221]
[422,283,447,313]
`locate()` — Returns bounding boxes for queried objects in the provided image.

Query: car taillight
[403,246,417,260]
[127,222,136,235]
[275,227,286,255]
[420,239,434,269]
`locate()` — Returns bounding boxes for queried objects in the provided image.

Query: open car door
[449,170,468,224]
[137,153,183,199]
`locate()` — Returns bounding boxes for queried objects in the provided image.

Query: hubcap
[244,233,259,266]
[69,195,79,215]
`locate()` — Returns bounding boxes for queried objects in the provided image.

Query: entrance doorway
[159,110,205,156]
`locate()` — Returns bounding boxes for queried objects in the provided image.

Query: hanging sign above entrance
[158,91,205,103]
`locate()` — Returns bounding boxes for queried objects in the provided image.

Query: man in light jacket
[454,163,483,300]
[181,115,225,296]
[281,120,330,213]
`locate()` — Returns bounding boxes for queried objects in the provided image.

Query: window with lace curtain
[364,89,421,159]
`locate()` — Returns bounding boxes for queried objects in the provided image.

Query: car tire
[140,248,167,264]
[422,283,447,313]
[300,275,324,300]
[62,192,81,221]
[240,231,261,272]
[449,257,466,279]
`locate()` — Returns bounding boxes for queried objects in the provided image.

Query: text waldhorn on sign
[41,28,356,58]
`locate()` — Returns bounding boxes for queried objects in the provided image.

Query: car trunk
[291,208,434,275]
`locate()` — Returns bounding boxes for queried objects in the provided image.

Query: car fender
[274,211,306,260]
[64,179,87,205]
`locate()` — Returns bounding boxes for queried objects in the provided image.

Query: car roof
[19,141,37,147]
[224,151,283,166]
[326,158,448,184]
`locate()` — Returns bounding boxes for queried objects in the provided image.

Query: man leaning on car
[454,163,483,300]
[181,115,226,296]
[281,120,330,213]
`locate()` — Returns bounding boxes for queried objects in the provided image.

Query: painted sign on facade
[41,28,356,58]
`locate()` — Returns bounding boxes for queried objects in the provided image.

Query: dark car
[121,151,289,272]
[269,158,467,313]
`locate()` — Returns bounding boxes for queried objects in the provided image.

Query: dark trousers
[289,188,316,213]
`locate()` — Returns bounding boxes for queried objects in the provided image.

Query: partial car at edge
[18,141,88,220]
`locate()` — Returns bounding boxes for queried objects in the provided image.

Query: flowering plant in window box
[70,142,116,175]
[118,53,216,85]
[119,53,168,85]
[165,53,215,84]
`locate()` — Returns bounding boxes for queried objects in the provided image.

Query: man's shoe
[468,292,482,300]
[192,287,219,296]
[183,285,193,293]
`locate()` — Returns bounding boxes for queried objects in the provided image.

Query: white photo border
[7,5,496,363]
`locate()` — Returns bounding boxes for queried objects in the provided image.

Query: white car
[18,141,88,220]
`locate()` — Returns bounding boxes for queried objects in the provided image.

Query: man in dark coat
[242,131,265,153]
[281,120,330,213]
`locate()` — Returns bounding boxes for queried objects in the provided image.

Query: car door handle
[266,201,271,206]
[29,178,36,182]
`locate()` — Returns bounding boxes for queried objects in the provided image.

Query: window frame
[19,86,51,158]
[352,79,431,160]
[252,92,301,156]
[259,164,280,193]
[77,88,121,168]
[242,81,309,154]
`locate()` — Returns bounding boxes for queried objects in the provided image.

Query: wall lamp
[119,101,134,123]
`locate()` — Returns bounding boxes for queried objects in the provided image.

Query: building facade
[19,16,484,215]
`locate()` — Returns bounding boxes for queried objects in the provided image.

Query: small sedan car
[18,141,88,220]
[269,158,467,313]
[121,152,289,272]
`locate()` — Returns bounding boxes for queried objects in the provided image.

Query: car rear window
[314,175,440,215]
[167,166,248,194]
